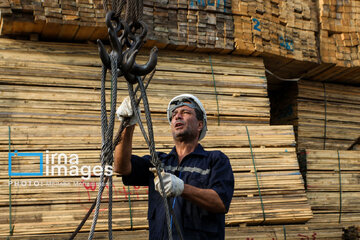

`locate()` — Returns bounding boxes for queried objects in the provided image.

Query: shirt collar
[168,143,208,158]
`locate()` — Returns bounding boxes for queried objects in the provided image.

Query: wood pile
[0,124,313,236]
[232,0,318,62]
[305,149,360,227]
[4,0,360,68]
[8,230,150,240]
[0,38,313,236]
[271,80,360,150]
[319,0,360,67]
[0,38,269,126]
[0,0,234,51]
[226,224,344,239]
[6,224,345,239]
[143,0,234,51]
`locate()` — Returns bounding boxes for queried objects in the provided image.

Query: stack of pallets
[319,0,360,67]
[0,124,313,235]
[306,149,360,226]
[0,0,234,51]
[0,39,313,237]
[271,80,360,150]
[232,0,318,62]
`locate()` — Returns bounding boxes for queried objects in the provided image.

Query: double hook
[97,11,158,84]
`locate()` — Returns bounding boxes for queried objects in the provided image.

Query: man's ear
[198,120,203,132]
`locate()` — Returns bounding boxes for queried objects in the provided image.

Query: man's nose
[173,111,183,120]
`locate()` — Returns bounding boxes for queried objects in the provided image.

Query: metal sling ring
[98,11,128,70]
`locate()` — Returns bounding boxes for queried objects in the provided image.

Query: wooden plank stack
[4,0,360,68]
[0,38,269,126]
[0,39,314,236]
[143,0,234,51]
[0,124,313,236]
[7,230,150,240]
[305,150,360,229]
[232,0,318,62]
[319,0,360,67]
[0,0,234,51]
[271,80,360,150]
[226,224,344,239]
[6,224,345,239]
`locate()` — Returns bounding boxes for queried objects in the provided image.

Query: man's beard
[172,127,198,142]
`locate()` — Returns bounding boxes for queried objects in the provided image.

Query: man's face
[170,105,203,142]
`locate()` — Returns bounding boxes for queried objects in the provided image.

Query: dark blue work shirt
[123,144,234,240]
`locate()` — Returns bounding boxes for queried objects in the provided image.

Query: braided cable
[134,0,142,21]
[126,80,151,148]
[138,0,143,21]
[106,57,118,160]
[137,76,156,165]
[103,0,109,12]
[101,65,108,144]
[69,177,109,240]
[135,76,173,240]
[71,68,147,239]
[113,72,154,147]
[108,175,113,239]
[88,55,118,240]
[88,161,107,240]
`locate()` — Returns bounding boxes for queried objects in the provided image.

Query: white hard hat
[167,94,207,141]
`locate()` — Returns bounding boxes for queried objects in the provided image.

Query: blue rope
[283,225,287,240]
[245,126,266,223]
[209,55,220,126]
[8,126,14,238]
[323,83,327,150]
[170,171,182,230]
[337,150,342,223]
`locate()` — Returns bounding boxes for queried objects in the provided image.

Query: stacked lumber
[0,38,313,237]
[226,224,344,239]
[8,230,150,240]
[0,38,269,126]
[0,124,313,236]
[306,150,360,226]
[232,0,318,62]
[271,80,360,150]
[0,0,234,51]
[144,0,234,51]
[6,224,345,239]
[319,0,360,67]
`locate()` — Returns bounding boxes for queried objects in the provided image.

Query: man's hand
[116,96,139,126]
[154,171,184,197]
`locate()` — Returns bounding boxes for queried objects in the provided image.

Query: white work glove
[154,171,184,197]
[116,96,140,126]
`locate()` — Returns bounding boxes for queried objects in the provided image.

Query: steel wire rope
[126,78,175,240]
[69,71,152,240]
[88,54,118,240]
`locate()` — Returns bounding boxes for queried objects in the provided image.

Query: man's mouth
[175,122,184,128]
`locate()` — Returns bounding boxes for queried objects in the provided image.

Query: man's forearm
[181,184,226,213]
[113,125,135,175]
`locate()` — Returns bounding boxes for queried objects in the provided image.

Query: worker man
[114,94,234,240]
